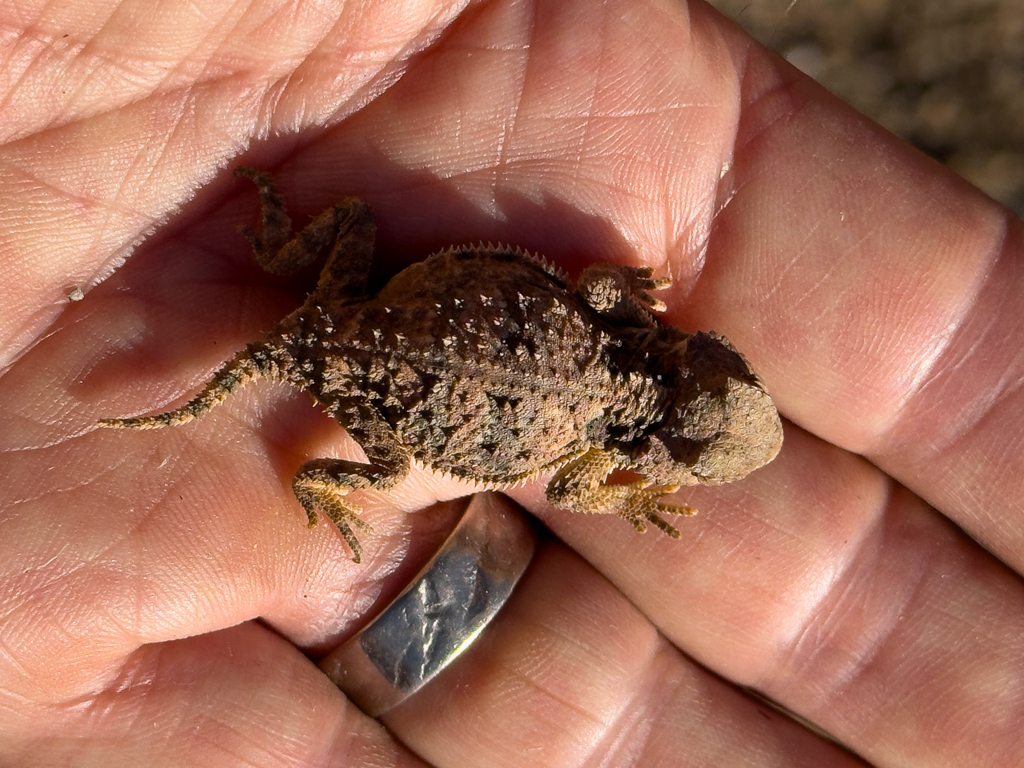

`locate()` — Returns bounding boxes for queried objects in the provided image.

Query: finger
[678,15,1024,571]
[4,620,429,767]
[515,423,1024,768]
[383,497,866,768]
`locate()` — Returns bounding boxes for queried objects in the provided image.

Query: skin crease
[0,1,1022,767]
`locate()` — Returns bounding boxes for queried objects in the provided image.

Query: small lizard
[99,167,783,563]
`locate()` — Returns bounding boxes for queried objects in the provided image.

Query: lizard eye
[645,330,783,484]
[652,425,706,467]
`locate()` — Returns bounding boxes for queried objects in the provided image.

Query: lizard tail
[97,343,275,430]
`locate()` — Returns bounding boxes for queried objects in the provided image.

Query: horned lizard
[99,167,783,563]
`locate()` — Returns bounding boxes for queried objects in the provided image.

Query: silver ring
[319,493,537,716]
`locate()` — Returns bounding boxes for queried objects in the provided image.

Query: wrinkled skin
[1,1,1023,767]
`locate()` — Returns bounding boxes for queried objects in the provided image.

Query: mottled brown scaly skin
[99,168,783,563]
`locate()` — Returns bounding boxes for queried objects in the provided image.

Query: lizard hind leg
[97,343,274,430]
[291,399,410,563]
[291,455,407,564]
[233,166,376,301]
[545,447,695,539]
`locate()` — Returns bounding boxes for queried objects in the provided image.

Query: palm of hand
[0,1,1021,766]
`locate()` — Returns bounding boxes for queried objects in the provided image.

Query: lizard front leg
[546,447,694,538]
[294,401,410,563]
[574,263,671,328]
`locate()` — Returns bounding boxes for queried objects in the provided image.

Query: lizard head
[639,331,783,486]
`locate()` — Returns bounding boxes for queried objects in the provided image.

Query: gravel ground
[707,0,1024,217]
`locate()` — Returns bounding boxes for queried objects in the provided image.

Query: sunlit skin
[1,1,1022,766]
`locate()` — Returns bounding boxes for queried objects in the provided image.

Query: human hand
[2,1,1021,766]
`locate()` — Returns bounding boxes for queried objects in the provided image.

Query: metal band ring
[319,492,537,717]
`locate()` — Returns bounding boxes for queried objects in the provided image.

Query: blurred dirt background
[707,0,1024,217]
